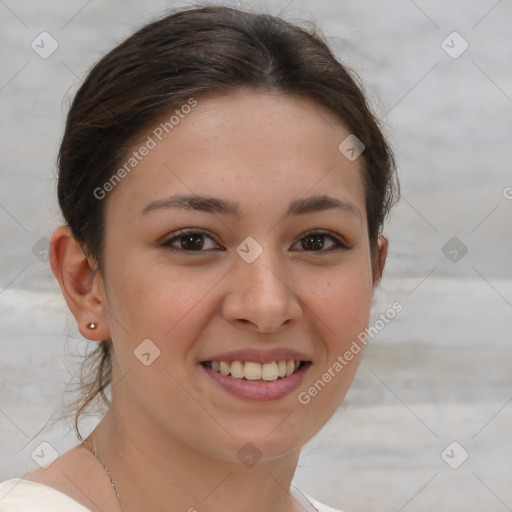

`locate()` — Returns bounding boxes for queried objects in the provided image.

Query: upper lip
[200,348,312,364]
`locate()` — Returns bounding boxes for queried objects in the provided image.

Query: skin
[26,89,387,512]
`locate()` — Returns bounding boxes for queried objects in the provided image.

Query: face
[96,89,380,462]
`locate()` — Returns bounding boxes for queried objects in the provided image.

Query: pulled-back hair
[56,5,399,440]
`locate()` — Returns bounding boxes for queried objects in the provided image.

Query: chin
[192,426,306,465]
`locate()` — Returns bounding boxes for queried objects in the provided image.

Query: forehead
[105,89,367,222]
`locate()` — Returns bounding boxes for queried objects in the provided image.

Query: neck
[88,397,308,512]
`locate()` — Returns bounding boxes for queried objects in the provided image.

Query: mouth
[200,359,309,381]
[198,347,313,401]
[199,359,311,401]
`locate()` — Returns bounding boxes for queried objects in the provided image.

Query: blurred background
[1,1,511,511]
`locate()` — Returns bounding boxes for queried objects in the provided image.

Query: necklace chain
[81,439,319,512]
[81,439,124,510]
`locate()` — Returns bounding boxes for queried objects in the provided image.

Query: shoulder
[0,478,91,512]
[296,488,345,512]
[0,444,119,512]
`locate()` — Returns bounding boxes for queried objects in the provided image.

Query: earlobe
[373,235,389,285]
[49,226,110,342]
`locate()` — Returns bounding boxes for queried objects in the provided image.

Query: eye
[160,229,221,252]
[292,230,348,252]
[160,229,348,254]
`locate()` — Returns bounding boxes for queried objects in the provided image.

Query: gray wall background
[1,1,511,511]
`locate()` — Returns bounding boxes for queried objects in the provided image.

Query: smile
[200,360,311,401]
[201,360,304,381]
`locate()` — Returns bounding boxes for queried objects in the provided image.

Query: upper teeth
[208,360,300,381]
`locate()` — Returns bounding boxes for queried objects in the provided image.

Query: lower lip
[200,363,311,401]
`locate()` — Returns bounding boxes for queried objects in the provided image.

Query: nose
[221,251,303,333]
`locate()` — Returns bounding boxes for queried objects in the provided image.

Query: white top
[0,478,343,512]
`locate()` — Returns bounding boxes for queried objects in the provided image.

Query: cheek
[299,262,373,402]
[304,263,374,336]
[295,284,372,426]
[106,256,223,348]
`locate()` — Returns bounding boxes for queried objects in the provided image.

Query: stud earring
[87,322,98,330]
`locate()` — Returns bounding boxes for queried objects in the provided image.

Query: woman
[0,5,398,511]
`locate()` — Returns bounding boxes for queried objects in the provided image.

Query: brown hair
[56,5,399,440]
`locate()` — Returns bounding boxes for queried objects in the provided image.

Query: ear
[372,235,388,285]
[49,226,110,342]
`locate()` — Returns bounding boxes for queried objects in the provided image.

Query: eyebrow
[141,193,362,222]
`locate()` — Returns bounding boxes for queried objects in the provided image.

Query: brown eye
[161,229,220,252]
[293,231,347,252]
[177,233,205,250]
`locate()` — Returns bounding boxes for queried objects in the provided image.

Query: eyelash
[160,228,349,254]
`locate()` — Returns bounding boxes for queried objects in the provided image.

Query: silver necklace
[82,439,320,512]
[81,439,124,511]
